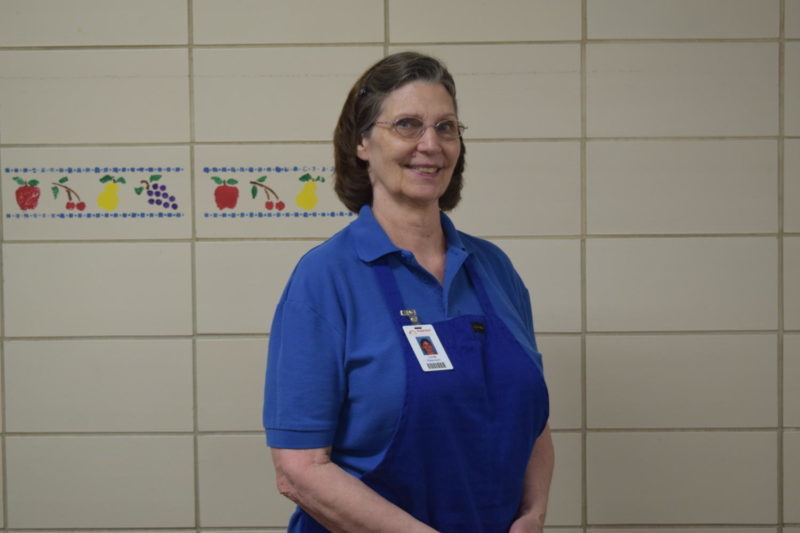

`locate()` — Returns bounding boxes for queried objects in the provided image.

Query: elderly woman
[264,51,553,533]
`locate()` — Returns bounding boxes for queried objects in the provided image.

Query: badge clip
[400,309,420,324]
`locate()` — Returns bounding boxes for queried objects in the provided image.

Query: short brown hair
[333,51,466,213]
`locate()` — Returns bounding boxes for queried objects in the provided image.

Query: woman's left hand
[508,513,544,533]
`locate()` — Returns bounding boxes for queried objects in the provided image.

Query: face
[356,81,461,211]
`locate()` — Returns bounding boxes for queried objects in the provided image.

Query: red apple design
[211,177,239,209]
[13,177,41,210]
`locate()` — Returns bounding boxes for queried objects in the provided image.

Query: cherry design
[250,176,285,211]
[51,177,86,211]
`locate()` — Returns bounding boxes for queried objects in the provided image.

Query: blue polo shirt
[264,205,541,476]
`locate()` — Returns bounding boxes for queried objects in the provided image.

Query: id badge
[402,324,454,372]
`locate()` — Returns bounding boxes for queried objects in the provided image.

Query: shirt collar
[350,204,469,264]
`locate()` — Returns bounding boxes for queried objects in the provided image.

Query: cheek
[447,144,461,167]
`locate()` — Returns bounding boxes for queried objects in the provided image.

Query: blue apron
[289,256,549,532]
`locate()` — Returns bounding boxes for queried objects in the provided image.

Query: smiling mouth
[406,165,440,174]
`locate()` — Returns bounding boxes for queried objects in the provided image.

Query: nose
[415,124,443,152]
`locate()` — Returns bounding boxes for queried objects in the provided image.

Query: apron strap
[463,257,499,319]
[372,257,412,327]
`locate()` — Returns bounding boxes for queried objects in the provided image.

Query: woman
[264,51,553,532]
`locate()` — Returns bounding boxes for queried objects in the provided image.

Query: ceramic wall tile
[390,0,581,42]
[0,0,187,46]
[193,46,382,142]
[546,432,582,526]
[587,43,778,137]
[6,436,195,528]
[538,336,582,430]
[787,237,800,330]
[197,435,295,527]
[589,529,776,533]
[587,140,778,234]
[2,242,193,336]
[396,45,581,139]
[586,237,778,331]
[587,334,777,428]
[0,49,189,144]
[2,146,191,240]
[587,0,779,39]
[786,431,800,522]
[489,238,582,332]
[195,240,319,334]
[788,0,800,37]
[0,357,3,433]
[193,0,382,44]
[452,141,580,236]
[197,337,267,431]
[0,439,3,526]
[587,431,777,524]
[194,144,352,238]
[787,140,800,233]
[5,339,193,432]
[787,335,800,427]
[786,42,800,136]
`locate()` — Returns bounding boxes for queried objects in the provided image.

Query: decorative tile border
[5,167,186,220]
[200,165,343,220]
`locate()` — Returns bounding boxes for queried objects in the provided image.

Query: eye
[435,120,458,135]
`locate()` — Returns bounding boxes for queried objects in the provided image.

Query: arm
[271,446,438,533]
[508,424,555,533]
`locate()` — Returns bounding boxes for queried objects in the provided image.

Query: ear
[356,136,370,163]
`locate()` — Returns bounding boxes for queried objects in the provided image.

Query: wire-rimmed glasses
[372,117,467,141]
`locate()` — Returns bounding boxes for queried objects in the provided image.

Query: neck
[371,197,447,283]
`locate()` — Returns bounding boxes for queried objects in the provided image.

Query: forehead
[379,81,456,116]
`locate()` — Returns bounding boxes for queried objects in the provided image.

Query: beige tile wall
[0,0,794,531]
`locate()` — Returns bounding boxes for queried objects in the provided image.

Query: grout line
[0,124,8,529]
[185,1,201,531]
[383,0,390,56]
[0,329,791,342]
[0,427,793,437]
[3,36,797,52]
[778,1,786,531]
[580,2,588,531]
[3,135,799,149]
[0,232,793,246]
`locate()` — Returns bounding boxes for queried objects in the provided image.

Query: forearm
[271,447,437,533]
[515,425,555,528]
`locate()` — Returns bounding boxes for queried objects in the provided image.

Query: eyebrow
[391,112,458,120]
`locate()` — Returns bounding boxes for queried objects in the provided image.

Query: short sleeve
[263,295,346,449]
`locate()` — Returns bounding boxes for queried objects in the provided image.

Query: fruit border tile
[200,165,354,219]
[5,166,185,220]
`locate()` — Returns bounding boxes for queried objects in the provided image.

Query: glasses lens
[393,118,424,138]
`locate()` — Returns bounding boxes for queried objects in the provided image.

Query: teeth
[411,166,438,173]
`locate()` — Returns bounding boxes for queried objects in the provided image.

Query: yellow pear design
[295,181,318,210]
[97,182,120,211]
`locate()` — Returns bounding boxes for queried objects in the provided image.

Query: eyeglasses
[372,117,467,141]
